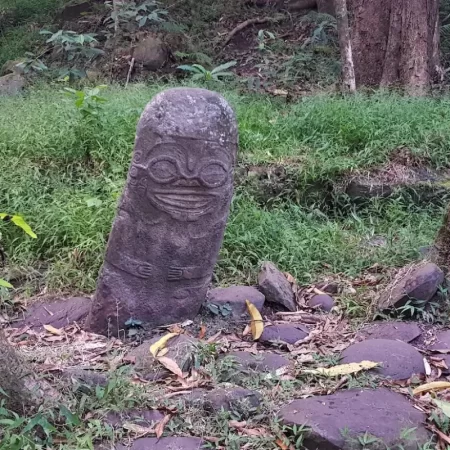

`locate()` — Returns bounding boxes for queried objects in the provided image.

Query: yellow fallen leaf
[43,324,62,335]
[246,300,264,340]
[413,381,450,396]
[149,333,178,357]
[157,356,184,378]
[304,360,379,377]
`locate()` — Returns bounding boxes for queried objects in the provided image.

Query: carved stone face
[132,137,233,222]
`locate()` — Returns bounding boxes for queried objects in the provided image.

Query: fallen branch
[223,17,278,47]
[125,57,135,89]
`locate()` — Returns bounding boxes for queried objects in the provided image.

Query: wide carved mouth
[152,189,217,215]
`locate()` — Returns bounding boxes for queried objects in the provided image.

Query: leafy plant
[64,85,108,121]
[177,61,237,82]
[15,52,47,73]
[104,0,168,32]
[40,29,104,61]
[257,29,275,51]
[174,51,213,66]
[207,302,233,317]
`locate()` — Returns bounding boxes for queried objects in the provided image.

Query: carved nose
[174,179,201,187]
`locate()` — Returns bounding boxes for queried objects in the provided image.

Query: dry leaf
[245,300,264,340]
[157,348,168,357]
[413,381,450,396]
[123,423,155,435]
[149,333,178,357]
[198,324,206,339]
[229,420,247,429]
[424,358,432,376]
[242,325,251,337]
[155,414,172,438]
[43,324,62,335]
[157,356,184,378]
[304,361,379,377]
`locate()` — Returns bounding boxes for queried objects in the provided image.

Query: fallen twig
[125,57,135,89]
[223,17,278,47]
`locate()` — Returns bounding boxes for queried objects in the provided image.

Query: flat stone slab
[341,339,424,379]
[308,294,335,312]
[13,297,91,330]
[125,334,198,380]
[377,262,444,311]
[225,351,289,373]
[357,322,422,343]
[115,437,205,449]
[206,286,265,317]
[429,330,450,352]
[258,262,296,311]
[279,388,429,450]
[259,324,308,345]
[105,409,164,429]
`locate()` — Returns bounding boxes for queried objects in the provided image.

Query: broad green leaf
[0,214,36,238]
[211,60,237,74]
[0,279,13,289]
[192,73,205,81]
[192,64,208,74]
[177,65,201,73]
[59,405,81,426]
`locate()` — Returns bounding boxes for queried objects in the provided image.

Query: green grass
[0,84,447,292]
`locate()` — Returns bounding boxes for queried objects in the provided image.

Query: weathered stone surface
[346,179,393,199]
[225,351,289,373]
[357,322,422,343]
[0,73,25,95]
[258,262,296,311]
[316,281,340,294]
[377,262,444,311]
[206,286,265,317]
[125,334,198,380]
[308,294,335,312]
[341,339,424,379]
[429,330,450,351]
[259,324,308,345]
[115,437,205,450]
[14,297,91,330]
[185,387,261,415]
[279,388,429,450]
[104,409,164,429]
[86,88,238,335]
[133,35,168,71]
[1,59,25,75]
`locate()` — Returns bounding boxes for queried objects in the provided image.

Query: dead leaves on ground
[246,300,264,340]
[303,361,379,377]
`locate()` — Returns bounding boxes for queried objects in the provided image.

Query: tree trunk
[335,0,356,92]
[348,0,440,94]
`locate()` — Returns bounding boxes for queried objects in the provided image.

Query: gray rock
[357,322,422,343]
[0,73,25,95]
[86,88,238,335]
[1,59,25,75]
[279,388,430,450]
[258,262,296,311]
[225,351,289,373]
[133,35,168,71]
[316,282,339,294]
[126,334,198,380]
[104,409,164,429]
[346,179,393,199]
[308,294,335,312]
[206,286,265,317]
[429,330,450,352]
[341,339,424,380]
[185,387,261,416]
[14,297,91,330]
[115,437,205,450]
[377,262,444,311]
[259,324,308,345]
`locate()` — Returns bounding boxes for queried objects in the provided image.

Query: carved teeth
[153,192,213,212]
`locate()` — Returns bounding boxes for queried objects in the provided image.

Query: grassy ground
[0,84,448,295]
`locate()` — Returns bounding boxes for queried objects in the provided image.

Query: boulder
[0,73,25,96]
[258,262,296,311]
[185,387,261,416]
[13,297,91,330]
[377,262,444,311]
[341,339,424,380]
[308,294,335,312]
[104,409,164,429]
[259,324,308,345]
[206,286,265,317]
[357,322,422,343]
[279,388,430,449]
[125,334,198,380]
[224,351,289,373]
[115,437,205,450]
[429,330,450,352]
[132,35,168,71]
[1,59,25,75]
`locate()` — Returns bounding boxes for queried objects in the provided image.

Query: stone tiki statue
[86,88,238,335]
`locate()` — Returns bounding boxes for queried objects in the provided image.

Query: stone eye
[200,162,228,188]
[148,157,179,183]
